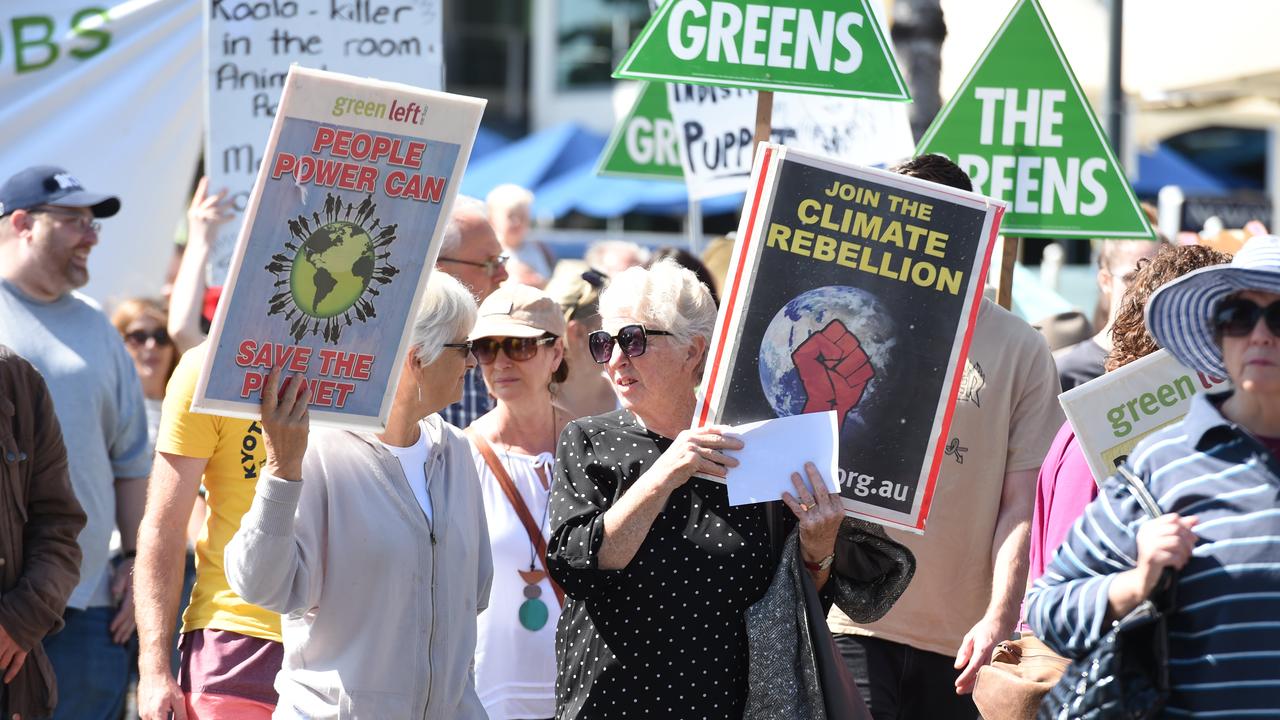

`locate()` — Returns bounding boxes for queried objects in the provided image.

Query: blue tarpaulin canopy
[1133,144,1229,197]
[460,123,607,199]
[533,163,745,218]
[470,126,509,162]
[460,122,746,218]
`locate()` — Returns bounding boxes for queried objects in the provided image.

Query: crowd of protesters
[0,152,1278,720]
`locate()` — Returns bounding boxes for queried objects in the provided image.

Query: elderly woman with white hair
[487,183,554,288]
[225,272,492,719]
[546,259,883,718]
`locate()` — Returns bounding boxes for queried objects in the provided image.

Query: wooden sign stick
[996,236,1018,310]
[753,91,774,160]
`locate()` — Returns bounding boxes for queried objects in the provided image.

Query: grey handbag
[1037,465,1173,720]
[744,519,914,720]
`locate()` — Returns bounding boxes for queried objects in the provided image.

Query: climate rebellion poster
[695,145,1004,532]
[192,66,485,431]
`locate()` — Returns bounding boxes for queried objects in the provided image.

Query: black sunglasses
[472,336,556,365]
[588,324,673,364]
[1214,298,1280,338]
[124,329,171,347]
[442,340,473,355]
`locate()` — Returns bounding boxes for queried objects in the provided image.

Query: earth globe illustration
[290,221,376,318]
[758,286,897,423]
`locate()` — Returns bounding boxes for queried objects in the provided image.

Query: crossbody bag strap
[467,430,565,608]
[1116,464,1162,521]
[1116,464,1177,607]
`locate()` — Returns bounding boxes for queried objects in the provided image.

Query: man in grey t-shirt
[0,166,150,720]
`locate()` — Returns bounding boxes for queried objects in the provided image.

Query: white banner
[0,0,203,306]
[205,0,444,285]
[1059,349,1230,482]
[666,85,916,200]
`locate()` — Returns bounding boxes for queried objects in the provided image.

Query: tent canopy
[1132,143,1230,197]
[460,122,745,218]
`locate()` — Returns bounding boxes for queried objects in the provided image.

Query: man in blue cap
[0,166,151,720]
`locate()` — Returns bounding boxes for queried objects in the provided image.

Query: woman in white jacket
[225,272,492,719]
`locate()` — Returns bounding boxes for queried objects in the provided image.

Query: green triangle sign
[596,83,684,182]
[614,0,911,101]
[916,0,1153,239]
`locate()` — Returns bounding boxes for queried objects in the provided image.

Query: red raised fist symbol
[792,319,875,428]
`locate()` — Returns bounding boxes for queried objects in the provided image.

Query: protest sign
[192,66,485,431]
[1059,349,1229,483]
[614,0,909,101]
[915,0,1153,239]
[596,82,684,181]
[205,0,444,285]
[695,143,1004,532]
[663,83,915,199]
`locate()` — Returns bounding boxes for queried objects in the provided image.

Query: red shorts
[178,629,284,717]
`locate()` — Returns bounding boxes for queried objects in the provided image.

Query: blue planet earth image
[758,286,897,425]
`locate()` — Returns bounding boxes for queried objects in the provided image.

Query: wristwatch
[803,552,835,573]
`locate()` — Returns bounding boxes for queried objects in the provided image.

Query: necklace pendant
[518,567,549,631]
[518,568,547,586]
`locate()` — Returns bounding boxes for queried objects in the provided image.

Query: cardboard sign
[695,143,1004,532]
[192,66,485,431]
[915,0,1153,239]
[614,0,910,101]
[205,0,444,284]
[652,82,915,199]
[596,82,684,181]
[1059,349,1229,482]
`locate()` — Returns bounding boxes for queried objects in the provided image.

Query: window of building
[556,0,649,89]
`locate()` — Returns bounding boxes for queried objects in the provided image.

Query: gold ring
[800,503,810,512]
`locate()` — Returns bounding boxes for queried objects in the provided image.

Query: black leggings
[833,633,979,720]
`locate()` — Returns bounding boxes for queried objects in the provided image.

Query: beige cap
[545,259,604,321]
[469,283,567,340]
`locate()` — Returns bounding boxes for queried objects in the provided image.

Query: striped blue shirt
[1027,391,1280,717]
[439,366,490,430]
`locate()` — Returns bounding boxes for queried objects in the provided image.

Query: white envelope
[722,411,840,507]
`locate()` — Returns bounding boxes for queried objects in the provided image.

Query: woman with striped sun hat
[1026,235,1280,716]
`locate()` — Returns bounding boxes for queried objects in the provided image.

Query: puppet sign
[1059,349,1229,483]
[192,66,485,431]
[695,144,1004,532]
[915,0,1152,239]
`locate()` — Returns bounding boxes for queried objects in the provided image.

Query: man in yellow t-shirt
[135,343,281,720]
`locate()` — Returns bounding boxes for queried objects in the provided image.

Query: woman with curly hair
[1025,243,1232,590]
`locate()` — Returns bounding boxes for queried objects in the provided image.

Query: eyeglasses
[123,329,171,347]
[33,206,101,234]
[442,340,474,355]
[472,336,556,365]
[587,324,673,364]
[1214,298,1280,338]
[437,254,508,274]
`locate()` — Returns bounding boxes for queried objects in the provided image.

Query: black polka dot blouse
[547,410,775,720]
